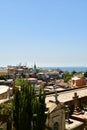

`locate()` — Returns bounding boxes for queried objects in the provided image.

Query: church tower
[34,63,37,74]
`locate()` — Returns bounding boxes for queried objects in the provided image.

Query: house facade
[71,76,86,87]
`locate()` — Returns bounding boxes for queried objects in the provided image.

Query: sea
[43,67,87,72]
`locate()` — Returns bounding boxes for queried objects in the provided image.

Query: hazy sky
[0,0,87,67]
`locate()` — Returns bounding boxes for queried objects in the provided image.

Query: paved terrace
[45,87,87,104]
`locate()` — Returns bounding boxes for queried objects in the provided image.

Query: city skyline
[0,0,87,67]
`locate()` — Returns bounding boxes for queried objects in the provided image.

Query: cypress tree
[13,78,47,130]
[33,88,46,130]
[13,79,34,130]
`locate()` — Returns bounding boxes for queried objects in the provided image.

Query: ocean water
[43,67,87,72]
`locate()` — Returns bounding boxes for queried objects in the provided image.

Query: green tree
[33,88,46,130]
[15,78,27,87]
[71,70,77,75]
[0,103,13,130]
[13,78,47,130]
[13,80,34,130]
[63,71,72,82]
[84,71,87,77]
[0,75,7,80]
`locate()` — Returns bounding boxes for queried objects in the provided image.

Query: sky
[0,0,87,67]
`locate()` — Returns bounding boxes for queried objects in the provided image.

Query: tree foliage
[0,103,13,130]
[13,78,46,130]
[15,78,27,86]
[63,71,72,82]
[71,70,77,75]
[84,71,87,77]
[33,88,46,130]
[0,75,7,80]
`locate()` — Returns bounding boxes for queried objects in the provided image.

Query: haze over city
[0,0,87,67]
